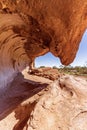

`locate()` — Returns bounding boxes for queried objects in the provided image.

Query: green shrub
[39,66,45,68]
[53,66,58,69]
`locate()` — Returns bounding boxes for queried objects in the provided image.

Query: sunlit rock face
[0,75,87,130]
[0,1,87,129]
[0,0,87,88]
[27,76,87,130]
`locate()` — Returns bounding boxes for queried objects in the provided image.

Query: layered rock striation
[0,0,87,89]
[0,1,87,129]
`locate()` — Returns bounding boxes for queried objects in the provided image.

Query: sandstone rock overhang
[0,1,87,129]
[0,0,87,68]
[0,0,87,89]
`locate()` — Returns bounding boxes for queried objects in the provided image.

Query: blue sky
[35,30,87,67]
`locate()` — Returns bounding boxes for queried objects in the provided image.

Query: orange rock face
[0,0,87,88]
[0,0,87,66]
[0,1,87,129]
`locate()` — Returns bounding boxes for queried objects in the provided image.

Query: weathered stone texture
[0,1,87,130]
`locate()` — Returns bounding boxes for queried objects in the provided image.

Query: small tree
[39,66,45,68]
[59,65,64,68]
[53,66,58,69]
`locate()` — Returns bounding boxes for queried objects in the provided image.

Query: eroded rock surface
[0,0,87,64]
[0,1,87,130]
[27,75,87,130]
[0,75,87,130]
[29,67,60,80]
[0,0,87,89]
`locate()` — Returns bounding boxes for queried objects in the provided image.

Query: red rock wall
[0,0,87,88]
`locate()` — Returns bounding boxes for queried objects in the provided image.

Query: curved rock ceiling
[0,0,87,88]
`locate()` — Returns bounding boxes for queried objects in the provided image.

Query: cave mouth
[22,29,87,73]
[35,52,61,68]
[35,29,87,69]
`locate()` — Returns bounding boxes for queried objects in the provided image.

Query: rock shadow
[0,72,49,120]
